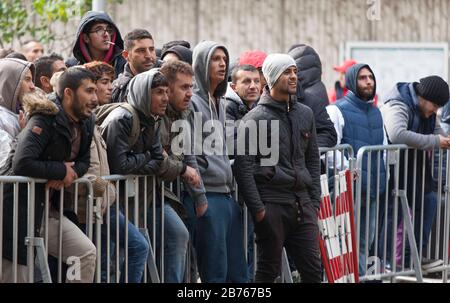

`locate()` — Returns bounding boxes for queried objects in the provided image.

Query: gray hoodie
[127,68,160,119]
[0,58,35,168]
[191,41,233,193]
[381,82,444,150]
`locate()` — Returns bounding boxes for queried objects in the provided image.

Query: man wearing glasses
[66,11,126,78]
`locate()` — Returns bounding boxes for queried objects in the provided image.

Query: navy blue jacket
[336,64,386,195]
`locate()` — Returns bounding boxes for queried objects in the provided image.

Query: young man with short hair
[2,67,98,283]
[66,11,126,78]
[111,29,160,103]
[34,54,67,93]
[187,41,248,283]
[21,40,44,62]
[235,54,322,283]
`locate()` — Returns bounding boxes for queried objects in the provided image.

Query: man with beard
[234,54,322,283]
[381,76,450,271]
[2,67,97,282]
[111,29,161,103]
[326,63,387,276]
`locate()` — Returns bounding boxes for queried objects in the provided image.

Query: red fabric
[79,31,117,63]
[333,59,357,73]
[238,50,267,68]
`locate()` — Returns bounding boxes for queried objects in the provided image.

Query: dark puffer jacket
[288,44,337,148]
[234,88,321,218]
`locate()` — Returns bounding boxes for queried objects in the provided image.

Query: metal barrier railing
[354,144,450,283]
[0,176,95,283]
[2,144,449,283]
[97,175,161,283]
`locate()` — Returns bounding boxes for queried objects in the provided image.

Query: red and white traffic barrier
[318,170,359,283]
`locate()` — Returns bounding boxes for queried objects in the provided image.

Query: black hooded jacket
[2,94,94,265]
[288,44,337,148]
[66,11,126,78]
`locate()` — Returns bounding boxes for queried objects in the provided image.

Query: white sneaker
[421,258,444,270]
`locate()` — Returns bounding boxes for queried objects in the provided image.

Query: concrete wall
[108,0,450,90]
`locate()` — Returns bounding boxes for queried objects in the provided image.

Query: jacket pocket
[253,166,276,183]
[254,211,275,242]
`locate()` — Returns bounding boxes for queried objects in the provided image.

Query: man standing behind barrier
[100,69,168,282]
[157,60,205,282]
[326,63,387,276]
[111,29,160,103]
[187,41,247,282]
[235,54,322,283]
[2,67,97,282]
[381,76,450,269]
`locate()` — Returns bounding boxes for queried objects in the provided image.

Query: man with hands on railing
[382,75,450,270]
[2,67,97,283]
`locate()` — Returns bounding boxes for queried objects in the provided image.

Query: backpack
[95,103,141,147]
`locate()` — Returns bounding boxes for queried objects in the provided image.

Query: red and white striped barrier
[318,170,359,283]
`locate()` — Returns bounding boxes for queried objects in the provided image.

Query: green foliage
[0,0,123,48]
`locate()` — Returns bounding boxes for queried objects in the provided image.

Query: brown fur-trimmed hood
[22,90,59,117]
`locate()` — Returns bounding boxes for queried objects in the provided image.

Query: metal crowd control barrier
[428,148,450,282]
[0,176,49,283]
[0,173,192,284]
[98,175,161,283]
[354,145,450,283]
[355,144,424,282]
[4,144,449,283]
[0,176,95,283]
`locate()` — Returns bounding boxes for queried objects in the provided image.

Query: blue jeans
[147,203,189,283]
[102,206,149,283]
[184,192,248,283]
[358,196,378,276]
[407,191,438,260]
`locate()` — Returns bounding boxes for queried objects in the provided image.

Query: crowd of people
[1,10,449,283]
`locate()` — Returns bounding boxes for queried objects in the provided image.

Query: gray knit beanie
[262,53,296,90]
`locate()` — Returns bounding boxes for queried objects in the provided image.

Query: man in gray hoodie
[381,76,450,270]
[185,41,247,282]
[0,58,36,168]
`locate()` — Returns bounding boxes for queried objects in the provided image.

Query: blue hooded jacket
[335,63,386,195]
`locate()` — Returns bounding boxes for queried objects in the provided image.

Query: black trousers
[254,201,322,283]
